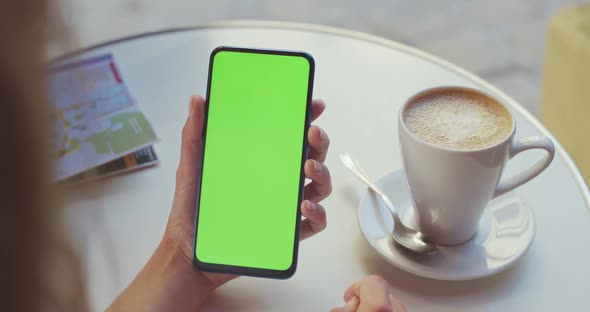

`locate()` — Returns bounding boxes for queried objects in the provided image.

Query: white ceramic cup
[398,86,555,245]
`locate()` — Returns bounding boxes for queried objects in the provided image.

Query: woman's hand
[330,276,406,312]
[167,95,331,286]
[108,95,331,311]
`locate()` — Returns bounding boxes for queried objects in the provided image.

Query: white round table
[62,22,590,311]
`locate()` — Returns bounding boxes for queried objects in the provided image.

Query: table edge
[51,20,590,212]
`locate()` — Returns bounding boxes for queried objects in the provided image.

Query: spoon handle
[339,155,403,226]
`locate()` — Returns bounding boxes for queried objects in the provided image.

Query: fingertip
[304,159,324,178]
[301,200,310,214]
[303,200,317,212]
[303,200,326,225]
[331,295,359,312]
[348,296,359,307]
[191,95,205,103]
[311,99,326,120]
[189,95,206,112]
[313,98,326,110]
[189,96,196,117]
[312,159,323,173]
[308,125,329,151]
[308,125,320,141]
[304,159,314,175]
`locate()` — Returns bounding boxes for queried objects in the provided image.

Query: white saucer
[358,169,535,281]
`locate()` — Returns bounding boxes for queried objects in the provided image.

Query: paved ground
[56,0,581,114]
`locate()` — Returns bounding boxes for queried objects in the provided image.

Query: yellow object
[540,4,590,183]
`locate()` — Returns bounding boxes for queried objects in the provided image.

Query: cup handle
[493,136,555,198]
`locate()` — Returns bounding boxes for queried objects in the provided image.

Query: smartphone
[193,47,315,279]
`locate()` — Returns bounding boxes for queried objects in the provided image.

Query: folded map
[49,54,159,181]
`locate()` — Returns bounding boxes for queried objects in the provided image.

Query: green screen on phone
[194,48,313,277]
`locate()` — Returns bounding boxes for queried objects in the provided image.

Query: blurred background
[55,0,581,115]
[55,0,590,182]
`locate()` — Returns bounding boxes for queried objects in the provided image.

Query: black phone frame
[192,46,315,279]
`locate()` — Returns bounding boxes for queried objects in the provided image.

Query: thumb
[178,95,205,184]
[170,95,205,223]
[330,296,359,312]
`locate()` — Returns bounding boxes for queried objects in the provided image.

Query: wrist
[108,237,214,312]
[154,236,216,306]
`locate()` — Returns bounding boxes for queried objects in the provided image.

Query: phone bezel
[192,46,315,279]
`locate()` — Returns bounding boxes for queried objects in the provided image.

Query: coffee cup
[398,86,555,245]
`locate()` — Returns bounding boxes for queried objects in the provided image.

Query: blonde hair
[0,0,86,310]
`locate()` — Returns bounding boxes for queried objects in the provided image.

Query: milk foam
[403,91,512,151]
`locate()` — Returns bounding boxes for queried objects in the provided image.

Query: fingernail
[313,160,323,173]
[306,200,317,211]
[189,97,195,117]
